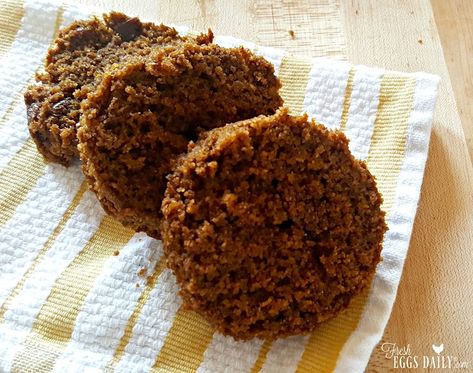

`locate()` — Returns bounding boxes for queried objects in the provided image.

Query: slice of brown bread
[25,12,212,165]
[78,42,283,238]
[161,108,387,340]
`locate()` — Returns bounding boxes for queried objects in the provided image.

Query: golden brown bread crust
[78,43,282,238]
[24,12,211,165]
[161,108,387,340]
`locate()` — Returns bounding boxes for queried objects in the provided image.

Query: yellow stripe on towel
[0,181,88,321]
[150,309,215,373]
[11,216,134,373]
[295,290,369,373]
[278,55,313,114]
[251,339,273,373]
[366,75,417,212]
[295,73,417,373]
[104,258,168,371]
[0,0,25,59]
[0,139,45,228]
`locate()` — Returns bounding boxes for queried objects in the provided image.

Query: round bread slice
[25,12,211,165]
[161,108,387,340]
[78,42,283,238]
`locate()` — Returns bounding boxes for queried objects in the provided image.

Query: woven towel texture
[0,1,440,372]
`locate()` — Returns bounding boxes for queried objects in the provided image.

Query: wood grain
[74,0,473,371]
[253,0,346,58]
[431,0,473,164]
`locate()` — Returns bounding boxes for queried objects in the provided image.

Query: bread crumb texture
[162,108,387,340]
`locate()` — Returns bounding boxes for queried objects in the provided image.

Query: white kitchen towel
[0,0,440,372]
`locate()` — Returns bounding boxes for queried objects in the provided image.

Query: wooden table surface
[77,0,473,371]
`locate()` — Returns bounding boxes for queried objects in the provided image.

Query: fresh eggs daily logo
[380,342,470,369]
